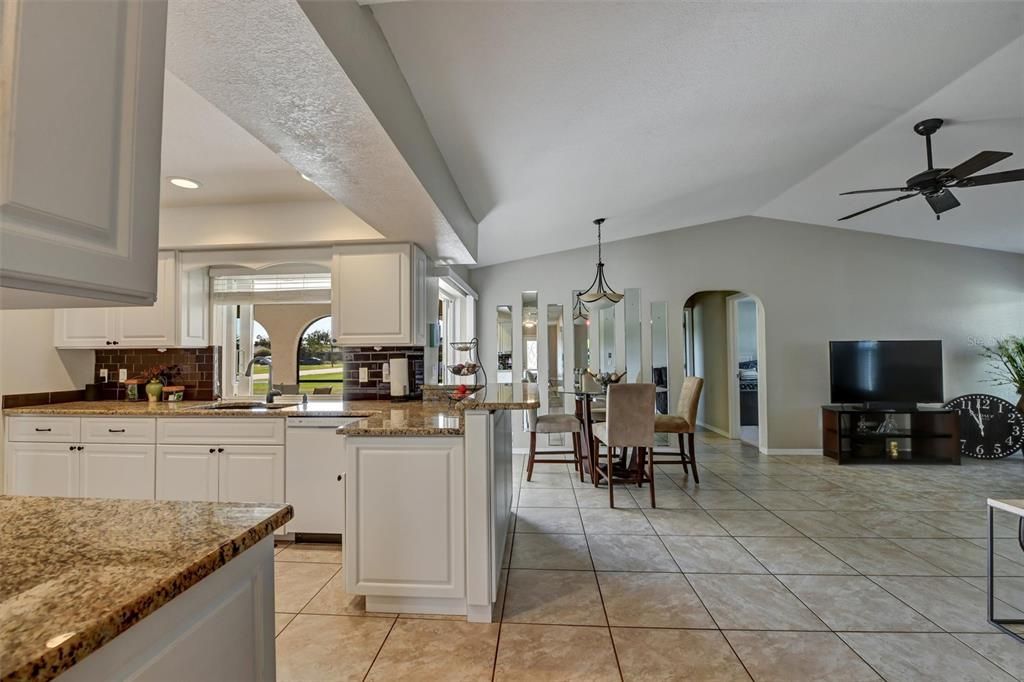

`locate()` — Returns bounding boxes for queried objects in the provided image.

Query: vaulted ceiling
[367,1,1023,264]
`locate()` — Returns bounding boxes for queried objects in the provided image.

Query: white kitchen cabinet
[54,251,210,348]
[219,446,285,505]
[80,444,155,500]
[155,445,219,502]
[6,442,80,497]
[331,244,430,346]
[285,429,349,534]
[0,0,168,309]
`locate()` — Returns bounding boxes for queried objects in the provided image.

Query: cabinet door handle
[77,446,84,451]
[34,428,52,432]
[68,445,75,451]
[107,428,126,433]
[112,341,119,345]
[337,475,342,481]
[217,447,224,453]
[105,341,112,345]
[209,447,215,453]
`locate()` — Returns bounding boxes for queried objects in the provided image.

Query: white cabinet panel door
[156,445,218,502]
[54,308,116,348]
[119,252,175,347]
[218,446,285,505]
[7,442,79,497]
[0,0,167,307]
[332,246,409,345]
[80,444,155,500]
[179,265,209,347]
[7,416,81,443]
[346,438,465,598]
[157,418,285,446]
[285,442,346,534]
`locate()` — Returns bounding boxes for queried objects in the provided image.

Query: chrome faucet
[244,358,282,404]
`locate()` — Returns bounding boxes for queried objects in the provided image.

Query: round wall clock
[943,394,1024,459]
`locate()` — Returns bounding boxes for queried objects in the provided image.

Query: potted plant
[980,336,1024,413]
[138,364,182,403]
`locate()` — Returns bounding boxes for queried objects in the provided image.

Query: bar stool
[592,383,656,507]
[526,411,584,482]
[653,376,704,483]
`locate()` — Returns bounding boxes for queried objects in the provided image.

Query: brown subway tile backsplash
[93,347,221,401]
[341,345,425,401]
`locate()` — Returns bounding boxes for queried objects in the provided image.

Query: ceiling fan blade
[955,168,1024,187]
[839,187,907,195]
[940,150,1012,181]
[837,193,919,221]
[925,190,960,215]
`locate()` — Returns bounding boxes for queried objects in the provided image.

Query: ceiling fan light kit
[578,218,624,310]
[837,118,1024,222]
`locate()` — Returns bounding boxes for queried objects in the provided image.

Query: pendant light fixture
[578,218,623,310]
[572,291,590,326]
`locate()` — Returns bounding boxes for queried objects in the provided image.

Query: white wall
[159,200,384,251]
[469,216,1024,451]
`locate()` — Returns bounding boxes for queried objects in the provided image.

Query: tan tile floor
[274,431,1024,681]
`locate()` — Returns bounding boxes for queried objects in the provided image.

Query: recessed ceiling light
[168,177,200,189]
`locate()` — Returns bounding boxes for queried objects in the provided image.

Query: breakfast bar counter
[0,496,291,682]
[338,384,540,622]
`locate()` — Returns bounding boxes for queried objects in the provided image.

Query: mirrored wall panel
[624,288,641,382]
[651,301,669,415]
[521,291,538,383]
[572,291,590,387]
[546,304,566,430]
[599,306,616,373]
[496,305,513,383]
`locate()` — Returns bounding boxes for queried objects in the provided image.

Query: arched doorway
[683,290,767,452]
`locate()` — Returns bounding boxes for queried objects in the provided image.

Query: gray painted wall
[689,292,730,432]
[469,216,1024,451]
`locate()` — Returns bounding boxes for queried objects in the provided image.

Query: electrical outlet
[99,369,108,382]
[118,368,128,383]
[359,366,369,383]
[382,363,391,382]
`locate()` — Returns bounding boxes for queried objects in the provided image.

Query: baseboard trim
[762,448,823,456]
[696,421,730,438]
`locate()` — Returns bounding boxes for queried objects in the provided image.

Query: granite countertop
[339,384,541,436]
[1,400,381,418]
[0,496,291,682]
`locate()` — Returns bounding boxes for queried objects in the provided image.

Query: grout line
[361,615,398,682]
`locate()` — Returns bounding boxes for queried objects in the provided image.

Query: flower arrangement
[980,336,1024,411]
[137,364,182,385]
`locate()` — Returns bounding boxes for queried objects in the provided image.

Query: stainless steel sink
[192,402,290,411]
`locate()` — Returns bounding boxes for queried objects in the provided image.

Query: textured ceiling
[371,1,1024,265]
[164,0,475,263]
[160,72,329,208]
[757,36,1024,253]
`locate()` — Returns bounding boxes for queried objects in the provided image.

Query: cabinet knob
[209,447,215,453]
[336,475,342,481]
[69,446,75,451]
[105,341,112,345]
[217,447,224,453]
[112,341,119,345]
[77,446,84,451]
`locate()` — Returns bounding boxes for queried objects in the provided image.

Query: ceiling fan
[838,118,1024,222]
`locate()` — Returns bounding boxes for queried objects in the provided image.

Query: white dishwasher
[285,416,359,537]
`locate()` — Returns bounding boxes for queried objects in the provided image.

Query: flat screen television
[829,340,943,405]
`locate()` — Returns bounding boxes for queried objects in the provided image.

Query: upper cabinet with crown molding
[54,251,209,349]
[0,0,168,309]
[331,244,431,347]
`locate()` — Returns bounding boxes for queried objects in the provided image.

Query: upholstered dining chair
[592,383,656,507]
[654,376,704,483]
[526,410,584,482]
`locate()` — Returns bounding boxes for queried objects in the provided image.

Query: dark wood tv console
[822,405,960,465]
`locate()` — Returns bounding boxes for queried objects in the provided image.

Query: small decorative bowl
[447,363,480,376]
[449,341,477,352]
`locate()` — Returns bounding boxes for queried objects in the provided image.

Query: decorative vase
[145,379,163,403]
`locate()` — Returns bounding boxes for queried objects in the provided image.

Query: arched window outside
[297,316,343,395]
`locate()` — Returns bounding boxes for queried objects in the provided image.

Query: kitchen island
[338,384,539,622]
[0,496,291,682]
